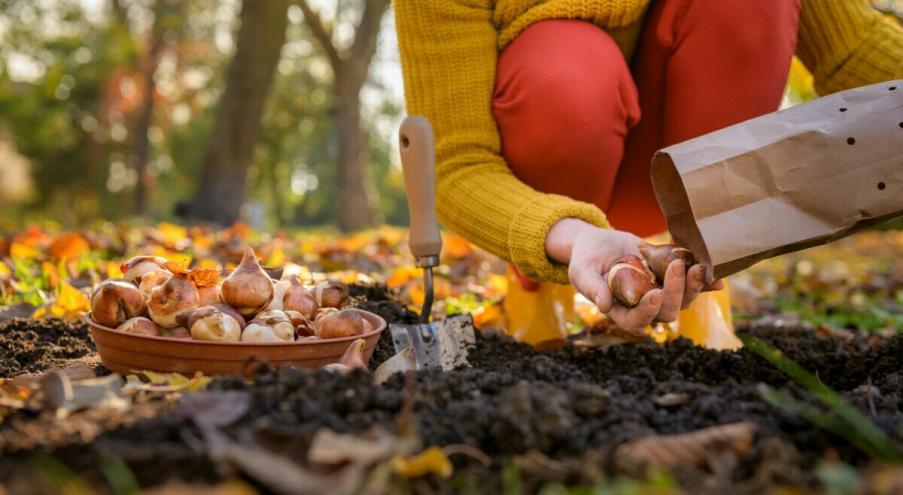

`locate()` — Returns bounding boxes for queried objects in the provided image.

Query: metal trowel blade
[389,314,475,370]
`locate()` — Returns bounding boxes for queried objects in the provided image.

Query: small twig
[867,376,877,418]
[442,444,492,466]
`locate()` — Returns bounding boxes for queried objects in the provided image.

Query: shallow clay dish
[86,310,386,375]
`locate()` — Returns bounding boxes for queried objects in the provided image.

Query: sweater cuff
[507,194,610,284]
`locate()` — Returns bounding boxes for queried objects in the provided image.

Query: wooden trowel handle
[399,116,442,266]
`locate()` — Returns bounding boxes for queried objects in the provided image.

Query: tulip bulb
[186,306,242,342]
[607,255,657,308]
[322,338,368,373]
[166,327,191,339]
[315,309,366,339]
[148,273,200,328]
[282,276,318,319]
[138,269,172,300]
[190,269,222,306]
[313,280,349,309]
[242,310,295,342]
[638,242,695,284]
[121,256,168,284]
[116,316,159,337]
[91,280,147,328]
[221,248,274,316]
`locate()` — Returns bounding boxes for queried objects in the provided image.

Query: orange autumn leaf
[48,233,89,260]
[10,242,41,260]
[189,268,220,288]
[163,260,189,275]
[442,233,472,259]
[226,222,249,240]
[387,266,420,289]
[472,303,503,327]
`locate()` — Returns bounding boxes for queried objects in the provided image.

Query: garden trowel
[389,116,475,371]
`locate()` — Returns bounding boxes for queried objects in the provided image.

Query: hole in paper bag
[846,137,856,145]
[890,86,897,91]
[899,122,903,128]
[877,182,886,191]
[838,107,847,112]
[401,135,410,148]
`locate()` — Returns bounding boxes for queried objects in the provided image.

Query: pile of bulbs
[90,248,372,343]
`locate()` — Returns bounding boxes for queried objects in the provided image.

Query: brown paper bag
[651,80,903,282]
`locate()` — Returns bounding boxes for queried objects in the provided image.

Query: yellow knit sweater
[394,0,903,284]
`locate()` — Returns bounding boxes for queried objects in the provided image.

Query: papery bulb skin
[138,269,172,300]
[121,256,168,284]
[188,306,242,342]
[148,273,200,328]
[116,316,160,337]
[313,280,349,309]
[91,280,147,328]
[221,248,274,316]
[638,242,695,284]
[607,255,657,308]
[315,309,366,339]
[283,276,318,319]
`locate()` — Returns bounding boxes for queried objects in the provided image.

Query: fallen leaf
[41,372,129,416]
[49,233,89,260]
[391,446,453,479]
[180,390,251,429]
[615,421,757,472]
[130,371,212,393]
[32,281,90,319]
[653,393,691,407]
[308,428,396,466]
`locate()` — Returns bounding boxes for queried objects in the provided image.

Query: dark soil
[0,317,98,377]
[0,288,901,494]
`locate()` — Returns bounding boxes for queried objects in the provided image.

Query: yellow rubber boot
[502,265,576,348]
[655,280,742,350]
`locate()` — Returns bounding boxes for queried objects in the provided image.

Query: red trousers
[493,0,801,236]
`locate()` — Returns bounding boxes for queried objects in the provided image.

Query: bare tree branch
[346,0,389,80]
[295,0,342,71]
[110,0,129,26]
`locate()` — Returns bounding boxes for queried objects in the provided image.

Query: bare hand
[545,219,722,334]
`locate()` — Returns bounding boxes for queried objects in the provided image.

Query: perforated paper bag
[652,80,903,282]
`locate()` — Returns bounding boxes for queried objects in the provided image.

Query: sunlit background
[0,0,406,230]
[0,0,900,233]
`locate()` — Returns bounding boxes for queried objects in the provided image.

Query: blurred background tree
[0,0,406,231]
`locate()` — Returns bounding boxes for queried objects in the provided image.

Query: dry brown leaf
[307,428,396,466]
[615,421,757,471]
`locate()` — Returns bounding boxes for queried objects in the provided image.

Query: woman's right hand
[545,218,720,334]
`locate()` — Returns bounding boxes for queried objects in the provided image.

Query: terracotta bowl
[86,310,386,375]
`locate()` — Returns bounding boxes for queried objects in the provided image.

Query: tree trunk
[334,76,375,232]
[132,28,163,217]
[298,0,388,232]
[189,0,289,225]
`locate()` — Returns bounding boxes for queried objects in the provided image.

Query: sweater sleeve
[797,0,903,94]
[393,0,610,284]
